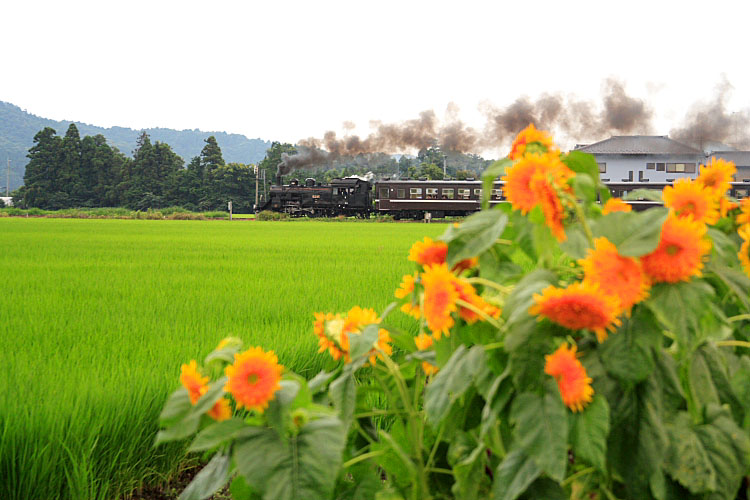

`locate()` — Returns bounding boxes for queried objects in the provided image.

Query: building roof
[576,136,703,155]
[708,151,750,167]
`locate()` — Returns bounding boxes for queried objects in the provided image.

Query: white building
[0,196,12,207]
[576,135,750,184]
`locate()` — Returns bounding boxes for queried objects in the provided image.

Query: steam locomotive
[257,177,373,218]
[258,176,750,218]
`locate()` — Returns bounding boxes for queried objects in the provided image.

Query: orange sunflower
[503,152,570,215]
[601,197,632,215]
[180,360,209,404]
[343,306,392,365]
[530,169,567,241]
[395,273,421,319]
[224,347,283,413]
[640,214,712,283]
[697,157,736,199]
[719,197,738,218]
[414,332,438,375]
[421,263,459,339]
[530,282,621,342]
[207,396,232,422]
[737,198,750,227]
[544,343,594,412]
[663,178,719,225]
[407,237,477,273]
[579,237,650,314]
[738,225,750,277]
[508,124,557,160]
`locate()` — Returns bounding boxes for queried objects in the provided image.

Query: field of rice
[0,218,443,500]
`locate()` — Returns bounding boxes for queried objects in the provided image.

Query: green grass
[0,218,444,500]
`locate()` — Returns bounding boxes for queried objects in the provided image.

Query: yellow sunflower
[421,263,459,339]
[180,360,209,404]
[601,197,632,215]
[508,123,557,160]
[663,178,719,225]
[697,157,736,199]
[738,225,750,277]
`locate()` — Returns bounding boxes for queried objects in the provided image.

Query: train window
[657,163,665,171]
[410,188,422,199]
[442,188,454,199]
[474,189,482,197]
[426,188,438,199]
[667,163,696,173]
[597,162,607,173]
[491,189,502,199]
[646,163,655,170]
[397,188,405,199]
[379,188,389,198]
[457,188,471,199]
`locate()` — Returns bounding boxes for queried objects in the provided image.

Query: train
[258,176,750,219]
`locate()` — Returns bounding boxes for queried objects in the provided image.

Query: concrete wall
[594,154,703,183]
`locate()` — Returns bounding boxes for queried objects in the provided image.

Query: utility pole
[443,154,447,179]
[6,158,10,197]
[254,164,259,209]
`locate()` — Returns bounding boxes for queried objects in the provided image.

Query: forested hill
[0,101,271,191]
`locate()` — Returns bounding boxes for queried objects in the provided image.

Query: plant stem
[426,467,454,475]
[455,299,503,329]
[572,200,595,248]
[342,450,386,469]
[465,277,512,294]
[561,466,595,487]
[354,409,408,418]
[716,340,750,349]
[484,341,504,351]
[728,314,750,322]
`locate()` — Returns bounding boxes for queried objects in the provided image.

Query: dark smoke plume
[670,77,750,149]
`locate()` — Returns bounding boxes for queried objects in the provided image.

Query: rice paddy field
[0,218,444,500]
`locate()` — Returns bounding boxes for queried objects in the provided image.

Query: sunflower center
[680,202,696,215]
[247,373,259,385]
[666,244,680,256]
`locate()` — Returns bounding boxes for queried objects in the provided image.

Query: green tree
[419,163,444,180]
[22,127,62,208]
[455,169,474,180]
[58,124,83,207]
[257,142,296,200]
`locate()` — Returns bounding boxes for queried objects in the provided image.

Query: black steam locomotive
[257,177,373,218]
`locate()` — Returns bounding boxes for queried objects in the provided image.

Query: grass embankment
[0,219,443,500]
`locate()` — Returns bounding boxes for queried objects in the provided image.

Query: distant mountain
[0,101,272,192]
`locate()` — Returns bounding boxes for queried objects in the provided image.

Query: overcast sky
[2,0,748,157]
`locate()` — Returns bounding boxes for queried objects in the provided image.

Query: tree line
[16,124,259,212]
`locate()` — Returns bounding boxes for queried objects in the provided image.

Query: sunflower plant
[157,125,750,500]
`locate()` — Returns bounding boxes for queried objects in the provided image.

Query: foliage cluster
[0,206,230,220]
[159,128,750,500]
[14,126,257,212]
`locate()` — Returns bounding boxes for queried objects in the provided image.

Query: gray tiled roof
[708,151,750,167]
[576,136,703,155]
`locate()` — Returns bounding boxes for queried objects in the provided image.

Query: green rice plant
[0,218,443,500]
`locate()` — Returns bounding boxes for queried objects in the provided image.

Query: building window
[457,188,471,199]
[638,171,649,182]
[656,163,665,171]
[622,171,633,182]
[397,188,405,199]
[410,188,422,199]
[597,162,607,173]
[666,163,696,173]
[426,188,438,199]
[379,188,389,198]
[442,188,454,199]
[646,163,655,170]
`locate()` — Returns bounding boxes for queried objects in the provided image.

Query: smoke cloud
[278,77,750,175]
[670,76,750,149]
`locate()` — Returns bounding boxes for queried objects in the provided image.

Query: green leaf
[502,269,556,349]
[510,389,568,481]
[448,432,489,499]
[646,280,714,341]
[559,225,589,260]
[562,150,600,184]
[159,388,192,426]
[508,329,551,391]
[189,418,248,452]
[482,158,512,209]
[707,260,750,309]
[348,325,379,361]
[440,209,509,265]
[335,462,384,500]
[664,413,717,494]
[698,343,744,422]
[178,452,230,500]
[307,369,335,394]
[571,173,596,203]
[266,379,300,439]
[570,395,610,472]
[590,208,668,257]
[234,417,347,500]
[425,345,486,426]
[520,478,566,500]
[481,371,513,438]
[229,475,260,500]
[192,377,228,415]
[491,448,541,500]
[330,369,357,426]
[599,307,661,384]
[154,412,202,445]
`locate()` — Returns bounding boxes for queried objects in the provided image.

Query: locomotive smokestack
[276,174,282,186]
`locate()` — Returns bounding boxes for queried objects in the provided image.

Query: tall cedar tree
[22,127,62,209]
